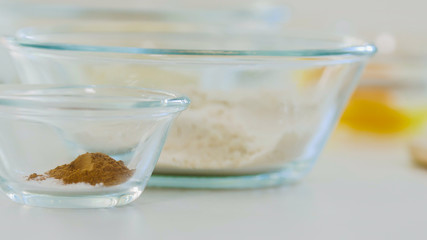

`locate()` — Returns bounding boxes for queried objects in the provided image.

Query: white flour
[155,88,316,174]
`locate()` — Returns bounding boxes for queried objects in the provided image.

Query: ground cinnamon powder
[27,173,46,181]
[27,152,134,186]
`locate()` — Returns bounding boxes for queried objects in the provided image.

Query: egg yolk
[340,88,424,134]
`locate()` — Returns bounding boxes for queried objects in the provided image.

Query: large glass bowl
[0,85,189,207]
[3,25,376,188]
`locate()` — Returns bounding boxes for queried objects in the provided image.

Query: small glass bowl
[4,25,376,188]
[0,85,189,208]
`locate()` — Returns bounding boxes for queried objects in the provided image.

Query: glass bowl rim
[9,26,377,58]
[0,84,191,112]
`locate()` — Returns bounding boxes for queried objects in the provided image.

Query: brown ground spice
[27,152,134,186]
[27,173,46,181]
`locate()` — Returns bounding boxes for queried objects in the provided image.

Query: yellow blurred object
[293,67,325,87]
[340,88,427,134]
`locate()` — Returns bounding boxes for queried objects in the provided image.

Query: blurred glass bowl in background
[0,0,290,84]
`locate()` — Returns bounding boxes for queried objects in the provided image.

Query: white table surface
[0,131,426,240]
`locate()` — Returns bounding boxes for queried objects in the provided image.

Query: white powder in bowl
[24,177,98,190]
[155,88,317,175]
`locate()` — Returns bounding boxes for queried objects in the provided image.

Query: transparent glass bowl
[0,1,290,84]
[0,85,189,208]
[3,25,376,188]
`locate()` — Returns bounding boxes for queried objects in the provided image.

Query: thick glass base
[0,182,143,208]
[148,158,315,189]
